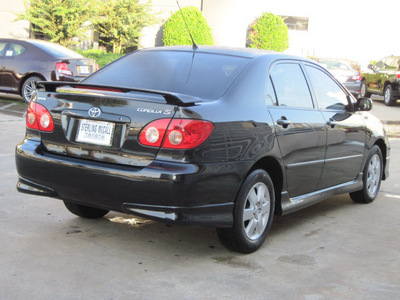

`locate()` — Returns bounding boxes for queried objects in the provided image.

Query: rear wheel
[384,85,396,106]
[217,170,275,253]
[63,201,109,219]
[360,80,371,98]
[350,145,383,203]
[21,76,41,103]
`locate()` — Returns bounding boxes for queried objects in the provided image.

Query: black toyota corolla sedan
[15,46,390,253]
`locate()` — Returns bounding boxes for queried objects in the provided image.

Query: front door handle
[326,118,337,128]
[277,117,292,128]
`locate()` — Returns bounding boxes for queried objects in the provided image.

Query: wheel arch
[374,138,388,180]
[248,156,284,215]
[19,73,46,95]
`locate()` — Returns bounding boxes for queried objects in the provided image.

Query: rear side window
[305,65,349,110]
[270,63,314,108]
[83,50,249,100]
[5,43,27,57]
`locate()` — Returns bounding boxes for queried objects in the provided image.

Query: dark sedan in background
[15,46,390,253]
[361,56,400,106]
[315,58,362,98]
[0,38,98,103]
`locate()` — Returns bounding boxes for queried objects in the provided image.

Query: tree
[163,6,213,46]
[16,0,94,47]
[93,0,153,54]
[249,12,289,52]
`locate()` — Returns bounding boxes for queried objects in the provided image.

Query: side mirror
[356,97,373,111]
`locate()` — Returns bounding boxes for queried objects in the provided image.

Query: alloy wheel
[366,153,382,197]
[242,182,271,240]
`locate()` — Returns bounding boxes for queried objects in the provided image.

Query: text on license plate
[76,119,115,146]
[79,65,90,74]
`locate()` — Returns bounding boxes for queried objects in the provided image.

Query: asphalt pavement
[0,96,399,299]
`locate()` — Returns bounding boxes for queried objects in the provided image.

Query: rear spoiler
[37,81,203,107]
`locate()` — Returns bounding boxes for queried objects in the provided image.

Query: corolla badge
[88,107,101,118]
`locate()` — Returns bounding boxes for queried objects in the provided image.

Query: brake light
[139,119,214,149]
[26,102,54,132]
[56,62,73,76]
[351,75,362,81]
[396,73,400,79]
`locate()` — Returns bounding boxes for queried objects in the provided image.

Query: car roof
[139,45,311,61]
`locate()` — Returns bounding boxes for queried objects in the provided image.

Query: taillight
[139,119,214,149]
[396,73,400,79]
[351,75,362,81]
[56,62,73,76]
[95,63,99,71]
[26,102,54,132]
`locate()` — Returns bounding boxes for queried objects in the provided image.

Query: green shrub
[249,12,289,52]
[163,6,213,46]
[77,49,124,68]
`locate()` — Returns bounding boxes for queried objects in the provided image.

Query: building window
[280,16,309,31]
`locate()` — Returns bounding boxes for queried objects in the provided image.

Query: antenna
[176,1,198,49]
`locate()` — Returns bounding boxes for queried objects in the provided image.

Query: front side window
[270,63,314,108]
[306,65,349,110]
[0,42,7,56]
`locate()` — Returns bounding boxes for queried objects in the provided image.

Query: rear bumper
[15,138,249,227]
[343,81,361,98]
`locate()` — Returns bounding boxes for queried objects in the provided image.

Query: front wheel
[217,170,275,253]
[64,201,109,219]
[350,145,383,203]
[384,85,396,106]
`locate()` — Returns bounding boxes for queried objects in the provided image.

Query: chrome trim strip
[324,154,363,162]
[287,154,363,168]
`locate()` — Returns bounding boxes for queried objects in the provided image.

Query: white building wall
[0,0,30,38]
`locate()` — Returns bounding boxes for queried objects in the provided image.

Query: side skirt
[280,173,363,215]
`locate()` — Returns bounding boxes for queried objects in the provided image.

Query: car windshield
[83,50,250,99]
[318,60,352,70]
[31,41,83,58]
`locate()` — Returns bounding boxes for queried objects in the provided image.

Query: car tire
[360,80,371,98]
[350,145,383,204]
[21,76,42,103]
[383,85,396,106]
[217,169,275,254]
[63,201,109,219]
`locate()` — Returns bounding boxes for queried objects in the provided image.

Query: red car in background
[0,38,98,103]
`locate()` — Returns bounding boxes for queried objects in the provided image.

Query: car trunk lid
[35,82,201,168]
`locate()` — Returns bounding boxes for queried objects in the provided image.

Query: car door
[304,63,366,189]
[0,41,8,88]
[1,42,28,92]
[267,61,327,198]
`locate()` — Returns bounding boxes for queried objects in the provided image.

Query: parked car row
[0,38,98,103]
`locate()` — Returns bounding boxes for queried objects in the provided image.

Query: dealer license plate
[76,119,115,146]
[78,65,90,74]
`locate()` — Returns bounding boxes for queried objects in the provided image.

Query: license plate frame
[76,119,115,147]
[78,65,90,74]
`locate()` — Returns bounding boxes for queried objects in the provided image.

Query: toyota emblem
[88,107,101,118]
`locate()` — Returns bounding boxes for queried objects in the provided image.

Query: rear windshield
[82,50,250,99]
[31,41,83,58]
